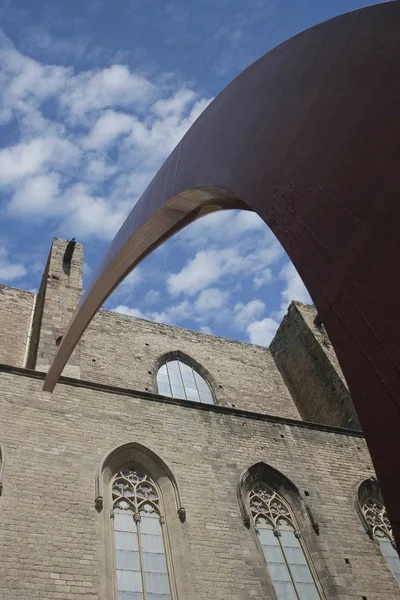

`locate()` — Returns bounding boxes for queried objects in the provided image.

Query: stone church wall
[0,368,397,600]
[0,285,34,368]
[81,309,301,420]
[271,302,360,429]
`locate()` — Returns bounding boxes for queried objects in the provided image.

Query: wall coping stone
[0,362,365,438]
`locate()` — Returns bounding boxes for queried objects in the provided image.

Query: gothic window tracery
[112,466,171,600]
[156,359,213,404]
[362,497,400,584]
[249,482,321,600]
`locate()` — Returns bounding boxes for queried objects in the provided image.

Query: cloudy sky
[0,0,385,345]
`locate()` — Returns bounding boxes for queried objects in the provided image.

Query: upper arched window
[358,479,400,584]
[249,482,321,600]
[112,466,172,599]
[156,359,213,404]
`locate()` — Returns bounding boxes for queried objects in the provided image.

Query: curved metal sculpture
[44,3,400,546]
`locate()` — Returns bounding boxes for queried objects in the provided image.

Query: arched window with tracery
[359,482,400,584]
[249,482,321,600]
[112,466,172,599]
[156,358,213,404]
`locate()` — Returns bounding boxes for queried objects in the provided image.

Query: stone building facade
[0,238,398,600]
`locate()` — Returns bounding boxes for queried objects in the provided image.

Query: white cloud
[275,261,311,320]
[247,317,279,346]
[0,136,78,185]
[62,64,154,122]
[9,173,60,215]
[167,239,283,297]
[112,268,144,299]
[84,157,118,182]
[112,305,146,319]
[176,209,269,248]
[59,184,128,239]
[143,289,160,305]
[0,247,27,281]
[0,36,212,241]
[152,88,196,118]
[233,299,265,330]
[253,268,272,289]
[194,287,228,313]
[200,325,213,335]
[167,250,223,296]
[83,110,135,149]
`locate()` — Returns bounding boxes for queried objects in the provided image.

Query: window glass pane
[269,562,292,582]
[289,564,314,584]
[280,530,301,548]
[258,527,279,545]
[115,512,136,533]
[386,556,400,576]
[117,570,142,592]
[296,582,320,600]
[166,361,182,383]
[147,596,170,600]
[272,581,298,600]
[380,540,398,558]
[179,362,196,386]
[141,515,161,535]
[185,387,200,401]
[170,384,186,399]
[157,370,169,383]
[143,552,168,574]
[157,382,172,397]
[118,593,143,600]
[159,360,214,403]
[284,546,307,565]
[193,370,208,388]
[141,533,165,554]
[379,540,400,580]
[262,543,286,563]
[116,550,141,571]
[199,388,213,403]
[145,572,170,594]
[115,531,139,552]
[158,364,168,376]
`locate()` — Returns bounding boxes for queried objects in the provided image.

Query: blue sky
[0,0,386,345]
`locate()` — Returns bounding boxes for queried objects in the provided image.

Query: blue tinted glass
[115,531,139,552]
[117,570,142,593]
[284,546,307,565]
[118,593,143,600]
[145,572,170,594]
[141,533,164,554]
[116,550,141,571]
[296,582,320,600]
[272,581,298,600]
[289,564,313,584]
[159,360,213,404]
[269,562,292,582]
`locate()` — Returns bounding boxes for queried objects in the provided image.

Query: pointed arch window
[362,496,400,584]
[249,482,321,600]
[156,359,213,404]
[112,466,171,599]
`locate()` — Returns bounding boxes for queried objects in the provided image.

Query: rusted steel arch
[44,3,400,546]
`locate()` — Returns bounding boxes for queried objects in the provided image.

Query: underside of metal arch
[44,3,400,547]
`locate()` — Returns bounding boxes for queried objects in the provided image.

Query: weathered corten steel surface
[44,3,400,547]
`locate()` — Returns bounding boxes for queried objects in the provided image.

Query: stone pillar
[26,238,83,378]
